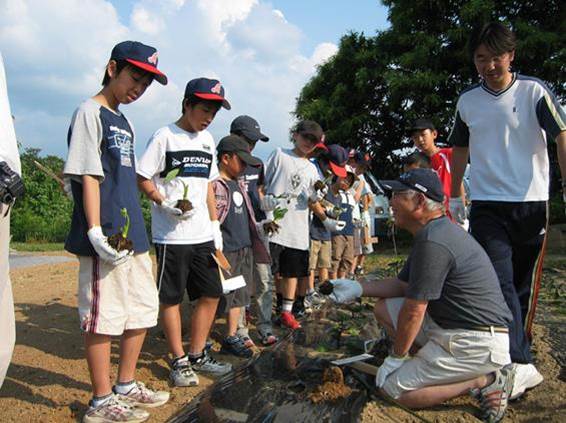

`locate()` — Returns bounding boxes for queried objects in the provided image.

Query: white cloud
[131,5,164,35]
[0,0,337,160]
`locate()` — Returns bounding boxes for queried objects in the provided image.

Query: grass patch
[11,242,65,252]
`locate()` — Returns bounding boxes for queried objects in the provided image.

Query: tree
[295,0,565,179]
[11,148,73,242]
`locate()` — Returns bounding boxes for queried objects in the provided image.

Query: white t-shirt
[264,148,319,250]
[0,53,20,176]
[137,124,219,244]
[449,74,566,202]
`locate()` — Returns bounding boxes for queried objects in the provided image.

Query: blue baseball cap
[379,168,444,203]
[184,78,231,110]
[230,115,269,142]
[110,41,167,85]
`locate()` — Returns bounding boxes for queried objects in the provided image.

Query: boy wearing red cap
[63,41,169,422]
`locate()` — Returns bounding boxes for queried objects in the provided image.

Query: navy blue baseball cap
[217,135,261,166]
[230,115,269,142]
[379,168,444,203]
[110,41,167,85]
[184,78,231,110]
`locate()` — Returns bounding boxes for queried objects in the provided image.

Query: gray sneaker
[304,291,325,308]
[83,394,149,423]
[470,365,516,423]
[170,357,199,387]
[191,351,232,375]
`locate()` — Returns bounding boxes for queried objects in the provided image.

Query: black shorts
[269,242,309,278]
[155,241,222,304]
[218,247,253,313]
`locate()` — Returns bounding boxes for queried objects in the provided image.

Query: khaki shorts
[309,239,332,271]
[78,252,158,336]
[382,297,511,399]
[331,235,354,275]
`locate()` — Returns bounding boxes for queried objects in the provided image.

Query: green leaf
[273,207,288,221]
[164,167,181,184]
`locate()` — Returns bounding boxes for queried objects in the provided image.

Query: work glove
[327,278,363,303]
[309,185,328,202]
[158,199,183,217]
[449,197,467,224]
[375,355,410,388]
[211,220,224,251]
[260,194,279,212]
[87,226,132,266]
[322,218,346,232]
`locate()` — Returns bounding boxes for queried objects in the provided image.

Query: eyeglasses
[391,190,414,198]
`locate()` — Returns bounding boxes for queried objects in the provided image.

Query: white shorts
[78,252,158,336]
[382,297,511,399]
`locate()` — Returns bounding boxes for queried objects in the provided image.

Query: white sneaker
[510,363,543,400]
[83,394,149,423]
[115,381,170,408]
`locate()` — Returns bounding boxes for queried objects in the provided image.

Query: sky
[1,0,389,160]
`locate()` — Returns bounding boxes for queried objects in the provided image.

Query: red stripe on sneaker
[89,257,100,333]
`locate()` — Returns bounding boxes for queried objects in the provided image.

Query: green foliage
[11,148,73,242]
[120,208,130,238]
[295,0,565,182]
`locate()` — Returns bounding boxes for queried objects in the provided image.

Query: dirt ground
[1,253,565,422]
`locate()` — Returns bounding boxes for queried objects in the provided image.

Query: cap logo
[211,82,222,94]
[147,52,158,65]
[414,183,428,192]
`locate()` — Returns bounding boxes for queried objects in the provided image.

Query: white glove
[309,185,328,202]
[328,278,363,303]
[158,199,183,217]
[375,355,410,388]
[323,218,346,232]
[260,194,279,212]
[449,197,467,224]
[179,208,196,220]
[211,220,223,251]
[87,226,131,266]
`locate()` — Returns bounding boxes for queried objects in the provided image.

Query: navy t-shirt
[64,99,149,256]
[327,190,355,236]
[222,180,252,252]
[240,163,266,222]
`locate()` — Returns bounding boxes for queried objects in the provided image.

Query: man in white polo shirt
[448,22,566,398]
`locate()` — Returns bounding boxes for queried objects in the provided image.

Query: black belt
[470,326,509,334]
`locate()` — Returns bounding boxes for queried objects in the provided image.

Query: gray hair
[403,190,445,213]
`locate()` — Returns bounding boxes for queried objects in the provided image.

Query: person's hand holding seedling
[159,168,195,219]
[262,205,288,237]
[87,208,133,266]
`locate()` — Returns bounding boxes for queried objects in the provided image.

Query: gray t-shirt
[398,217,512,330]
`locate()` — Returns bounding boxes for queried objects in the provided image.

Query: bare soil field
[1,253,565,422]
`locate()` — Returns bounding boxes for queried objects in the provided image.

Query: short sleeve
[535,86,566,141]
[405,240,454,301]
[263,148,281,191]
[397,256,410,282]
[448,109,470,147]
[63,104,104,181]
[137,131,166,180]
